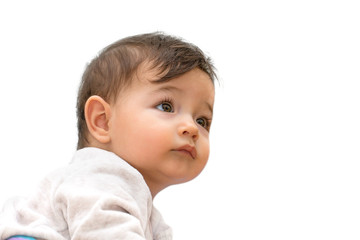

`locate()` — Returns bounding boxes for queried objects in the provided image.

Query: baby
[0,32,217,240]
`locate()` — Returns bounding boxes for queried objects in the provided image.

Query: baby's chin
[160,163,206,186]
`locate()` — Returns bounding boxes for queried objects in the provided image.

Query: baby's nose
[178,118,199,141]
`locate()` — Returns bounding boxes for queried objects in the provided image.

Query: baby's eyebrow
[206,102,214,116]
[152,85,181,94]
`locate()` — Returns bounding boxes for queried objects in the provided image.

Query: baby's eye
[156,102,174,112]
[196,117,210,130]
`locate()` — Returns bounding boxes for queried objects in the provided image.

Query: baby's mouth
[173,145,197,159]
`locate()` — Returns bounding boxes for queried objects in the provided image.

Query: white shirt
[0,147,172,240]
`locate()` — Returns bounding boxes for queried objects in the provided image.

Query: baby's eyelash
[155,97,175,113]
[160,97,173,105]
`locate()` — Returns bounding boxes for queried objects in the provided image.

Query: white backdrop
[0,1,359,239]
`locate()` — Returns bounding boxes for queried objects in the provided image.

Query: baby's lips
[174,145,197,159]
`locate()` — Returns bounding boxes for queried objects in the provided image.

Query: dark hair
[76,32,217,149]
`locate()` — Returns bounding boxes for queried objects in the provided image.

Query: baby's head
[76,32,217,196]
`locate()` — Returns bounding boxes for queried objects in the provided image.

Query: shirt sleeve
[53,179,148,240]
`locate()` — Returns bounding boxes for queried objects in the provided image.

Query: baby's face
[108,67,215,194]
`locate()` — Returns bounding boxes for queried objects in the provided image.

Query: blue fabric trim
[6,236,36,240]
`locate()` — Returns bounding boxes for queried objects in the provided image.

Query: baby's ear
[84,96,111,144]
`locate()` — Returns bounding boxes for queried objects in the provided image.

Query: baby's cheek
[198,141,210,166]
[140,128,172,154]
[200,136,210,155]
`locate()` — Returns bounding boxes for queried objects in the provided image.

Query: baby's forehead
[134,62,168,82]
[111,67,215,114]
[141,68,214,97]
[138,64,212,84]
[134,59,214,85]
[111,65,214,106]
